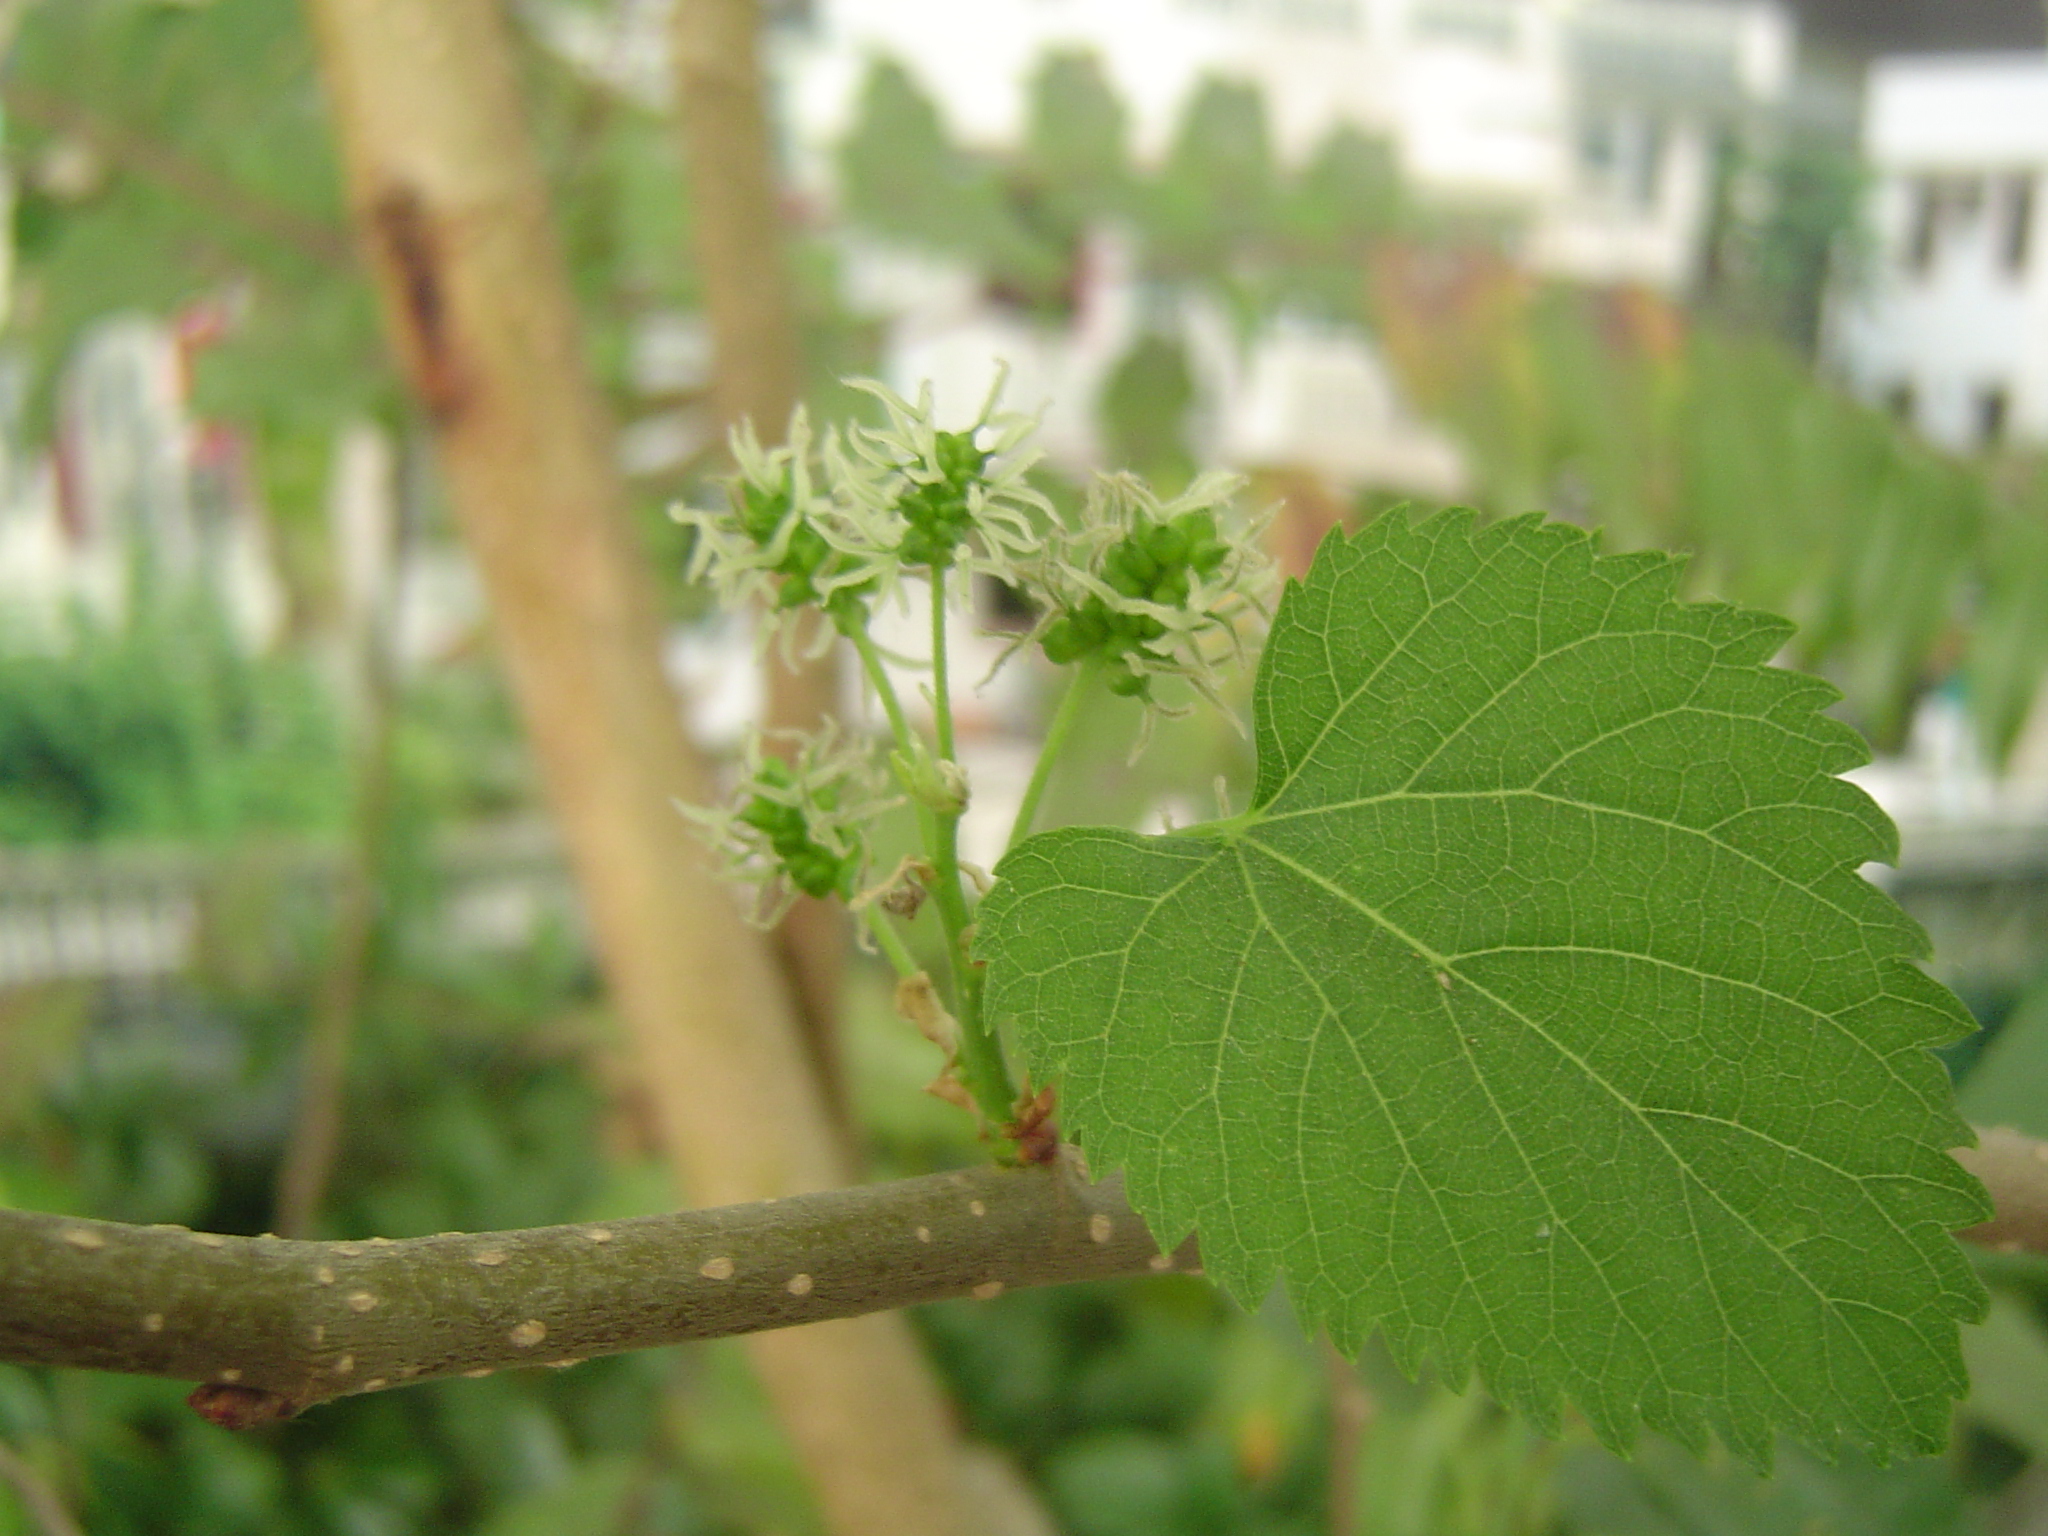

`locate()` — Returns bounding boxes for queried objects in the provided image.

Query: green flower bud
[890,740,970,816]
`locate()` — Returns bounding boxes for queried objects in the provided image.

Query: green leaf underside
[979,510,1989,1469]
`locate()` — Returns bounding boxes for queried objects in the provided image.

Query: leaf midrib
[1235,830,1934,1371]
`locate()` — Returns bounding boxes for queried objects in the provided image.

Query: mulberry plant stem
[923,560,1018,1130]
[846,603,1013,1127]
[1007,657,1101,852]
[844,619,940,849]
[0,1159,1197,1419]
[861,905,921,980]
[844,621,918,765]
[14,1128,2048,1418]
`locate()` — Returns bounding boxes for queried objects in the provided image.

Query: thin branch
[273,678,394,1238]
[6,1127,2046,1429]
[2,82,353,268]
[0,1157,1197,1422]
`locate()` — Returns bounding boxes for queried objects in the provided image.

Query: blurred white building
[0,312,285,652]
[854,225,1466,496]
[1826,55,2048,451]
[780,0,1797,294]
[540,0,1799,490]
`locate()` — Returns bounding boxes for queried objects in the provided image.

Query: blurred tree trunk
[300,4,969,1533]
[669,0,802,461]
[669,0,847,1116]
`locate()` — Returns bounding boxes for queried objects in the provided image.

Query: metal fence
[0,820,582,992]
[0,814,2039,994]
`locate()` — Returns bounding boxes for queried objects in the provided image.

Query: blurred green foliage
[836,51,1405,316]
[923,1279,1326,1536]
[838,57,1070,312]
[1020,52,1131,237]
[1553,1436,1979,1536]
[3,0,884,624]
[1146,78,1276,285]
[6,0,381,447]
[0,590,344,844]
[1379,278,2047,757]
[1703,118,1869,355]
[1097,332,1196,487]
[0,761,827,1535]
[837,57,991,260]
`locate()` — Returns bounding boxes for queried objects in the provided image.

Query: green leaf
[979,509,1989,1467]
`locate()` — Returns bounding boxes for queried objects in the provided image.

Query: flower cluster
[1019,470,1274,710]
[676,371,1275,785]
[672,374,1051,656]
[672,411,873,648]
[828,376,1048,585]
[679,726,896,924]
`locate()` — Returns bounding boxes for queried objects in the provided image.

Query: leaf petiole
[842,620,918,767]
[928,563,957,764]
[1007,656,1102,852]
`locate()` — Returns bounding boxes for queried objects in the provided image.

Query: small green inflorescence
[677,725,895,925]
[892,428,989,568]
[736,759,862,901]
[736,472,841,614]
[1039,504,1234,697]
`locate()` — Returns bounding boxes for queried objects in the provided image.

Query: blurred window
[1271,0,1362,31]
[1566,10,1742,109]
[1179,0,1361,29]
[1904,180,1936,272]
[1577,110,1665,210]
[1631,121,1665,207]
[1979,385,2010,449]
[1581,120,1616,176]
[2003,173,2036,278]
[1903,175,1986,278]
[976,574,1037,633]
[1411,0,1518,53]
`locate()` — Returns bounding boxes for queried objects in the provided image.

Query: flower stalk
[1008,656,1102,850]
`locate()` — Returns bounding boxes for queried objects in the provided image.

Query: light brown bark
[669,0,847,1113]
[300,3,969,1531]
[1958,1126,2048,1257]
[669,0,804,443]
